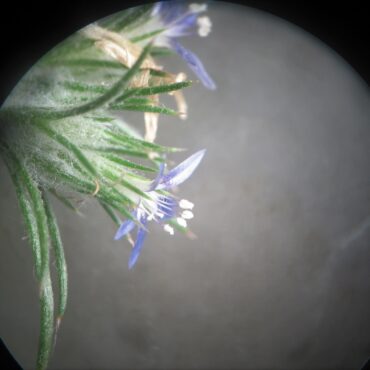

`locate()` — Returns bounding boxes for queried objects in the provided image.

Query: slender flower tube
[114,149,206,268]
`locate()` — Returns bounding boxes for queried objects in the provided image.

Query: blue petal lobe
[170,40,216,90]
[114,219,136,240]
[156,149,206,190]
[177,13,198,29]
[167,14,198,37]
[128,226,148,269]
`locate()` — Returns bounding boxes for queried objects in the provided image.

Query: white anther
[177,217,187,228]
[157,211,164,219]
[189,3,207,13]
[197,16,212,37]
[181,210,194,220]
[176,72,187,83]
[179,199,194,210]
[164,224,174,235]
[147,213,155,221]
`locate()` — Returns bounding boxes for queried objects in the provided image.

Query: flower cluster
[114,149,205,268]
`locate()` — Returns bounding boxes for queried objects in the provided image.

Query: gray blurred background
[1,2,370,369]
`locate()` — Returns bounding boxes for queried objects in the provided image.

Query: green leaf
[123,97,152,105]
[116,81,192,101]
[88,116,115,123]
[38,275,54,370]
[62,81,109,94]
[43,192,68,326]
[103,153,156,172]
[104,130,182,153]
[149,69,170,78]
[47,58,125,70]
[110,103,179,116]
[87,146,150,159]
[1,151,42,279]
[150,46,176,57]
[130,28,165,43]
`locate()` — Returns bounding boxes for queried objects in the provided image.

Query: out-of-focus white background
[1,2,369,369]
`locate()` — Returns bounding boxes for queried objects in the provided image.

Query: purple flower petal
[166,13,198,37]
[170,39,216,90]
[128,220,148,269]
[156,149,206,190]
[114,219,136,240]
[176,13,198,29]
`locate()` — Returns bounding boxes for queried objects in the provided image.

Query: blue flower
[114,149,206,269]
[152,1,216,90]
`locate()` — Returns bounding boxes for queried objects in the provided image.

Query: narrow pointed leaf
[63,81,109,94]
[1,151,42,279]
[47,58,125,70]
[88,146,150,159]
[110,103,178,115]
[103,153,156,172]
[123,97,152,105]
[104,130,181,153]
[43,192,68,323]
[115,81,192,101]
[150,46,176,57]
[130,28,166,43]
